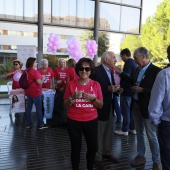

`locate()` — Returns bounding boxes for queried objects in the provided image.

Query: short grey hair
[101,52,112,64]
[41,59,48,65]
[134,47,149,59]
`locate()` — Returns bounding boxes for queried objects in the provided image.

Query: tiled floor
[0,98,153,170]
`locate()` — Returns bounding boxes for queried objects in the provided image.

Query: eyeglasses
[79,67,91,72]
[13,64,18,66]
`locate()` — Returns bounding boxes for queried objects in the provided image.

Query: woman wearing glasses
[6,59,24,89]
[64,58,103,170]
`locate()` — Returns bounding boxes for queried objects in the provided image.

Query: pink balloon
[47,48,52,52]
[47,42,53,48]
[13,72,22,82]
[48,36,54,42]
[50,33,55,37]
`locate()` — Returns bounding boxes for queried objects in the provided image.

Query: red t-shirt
[66,67,79,81]
[7,69,24,89]
[24,68,42,98]
[38,67,54,88]
[64,79,103,121]
[54,67,68,88]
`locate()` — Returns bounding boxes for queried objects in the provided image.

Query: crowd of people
[6,46,170,170]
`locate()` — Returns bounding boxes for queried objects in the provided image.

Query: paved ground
[0,98,153,170]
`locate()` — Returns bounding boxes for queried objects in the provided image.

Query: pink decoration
[67,38,83,62]
[47,33,60,53]
[13,72,22,82]
[85,40,98,59]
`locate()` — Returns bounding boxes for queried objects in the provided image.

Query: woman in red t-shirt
[64,58,103,170]
[54,58,68,91]
[38,59,54,89]
[24,57,48,130]
[66,58,78,82]
[6,59,24,89]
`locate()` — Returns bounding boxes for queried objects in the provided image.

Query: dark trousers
[67,118,98,170]
[158,120,170,170]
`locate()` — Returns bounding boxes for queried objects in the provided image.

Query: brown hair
[13,59,23,68]
[67,58,76,68]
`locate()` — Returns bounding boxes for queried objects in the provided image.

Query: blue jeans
[120,95,135,132]
[25,95,44,126]
[158,120,170,170]
[113,96,121,121]
[131,101,160,163]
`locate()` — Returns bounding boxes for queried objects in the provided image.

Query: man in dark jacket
[114,48,137,136]
[93,51,121,170]
[115,47,161,170]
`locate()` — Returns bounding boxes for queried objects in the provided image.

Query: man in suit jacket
[115,47,161,170]
[93,51,122,170]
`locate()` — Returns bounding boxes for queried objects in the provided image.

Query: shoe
[153,162,161,170]
[129,130,136,135]
[131,155,146,167]
[38,124,49,130]
[95,160,106,170]
[102,155,119,164]
[26,123,33,128]
[114,130,128,136]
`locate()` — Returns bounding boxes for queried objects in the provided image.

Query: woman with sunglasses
[64,57,103,170]
[6,59,24,89]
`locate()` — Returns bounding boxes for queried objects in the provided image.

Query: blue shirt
[133,62,151,100]
[149,67,170,125]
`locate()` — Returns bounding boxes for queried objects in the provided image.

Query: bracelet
[69,96,75,104]
[90,97,96,102]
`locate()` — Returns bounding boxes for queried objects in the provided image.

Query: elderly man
[149,45,170,170]
[115,47,161,170]
[93,51,122,170]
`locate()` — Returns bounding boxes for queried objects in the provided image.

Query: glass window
[52,0,94,28]
[15,0,24,20]
[101,0,141,6]
[66,35,74,40]
[0,30,2,35]
[0,0,5,18]
[120,6,140,33]
[100,3,121,31]
[44,0,51,23]
[0,55,4,64]
[0,45,2,50]
[24,0,38,21]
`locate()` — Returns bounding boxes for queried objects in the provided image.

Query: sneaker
[153,162,161,170]
[131,155,146,167]
[114,130,128,136]
[26,123,33,128]
[129,130,136,135]
[38,124,49,130]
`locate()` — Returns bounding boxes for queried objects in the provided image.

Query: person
[93,51,122,170]
[115,47,161,170]
[66,58,79,82]
[114,48,137,136]
[6,59,24,89]
[64,57,103,170]
[149,45,170,170]
[38,59,54,89]
[54,58,68,91]
[12,95,19,108]
[24,57,48,130]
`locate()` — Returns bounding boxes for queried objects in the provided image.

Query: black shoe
[26,123,33,128]
[38,124,49,130]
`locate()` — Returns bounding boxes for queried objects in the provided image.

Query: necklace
[79,79,90,85]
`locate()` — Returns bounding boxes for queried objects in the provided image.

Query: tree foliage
[120,0,170,67]
[79,31,109,57]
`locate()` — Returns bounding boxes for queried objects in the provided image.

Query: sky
[142,0,163,23]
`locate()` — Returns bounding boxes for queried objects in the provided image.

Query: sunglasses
[13,64,18,66]
[79,67,91,72]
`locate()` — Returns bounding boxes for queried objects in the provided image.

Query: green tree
[120,0,170,67]
[79,31,109,57]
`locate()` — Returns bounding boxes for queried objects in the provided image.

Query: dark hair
[12,95,19,108]
[167,45,170,61]
[75,57,95,76]
[26,57,36,68]
[120,48,131,57]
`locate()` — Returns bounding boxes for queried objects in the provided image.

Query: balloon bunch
[66,38,83,62]
[13,72,22,82]
[85,40,98,59]
[47,33,60,53]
